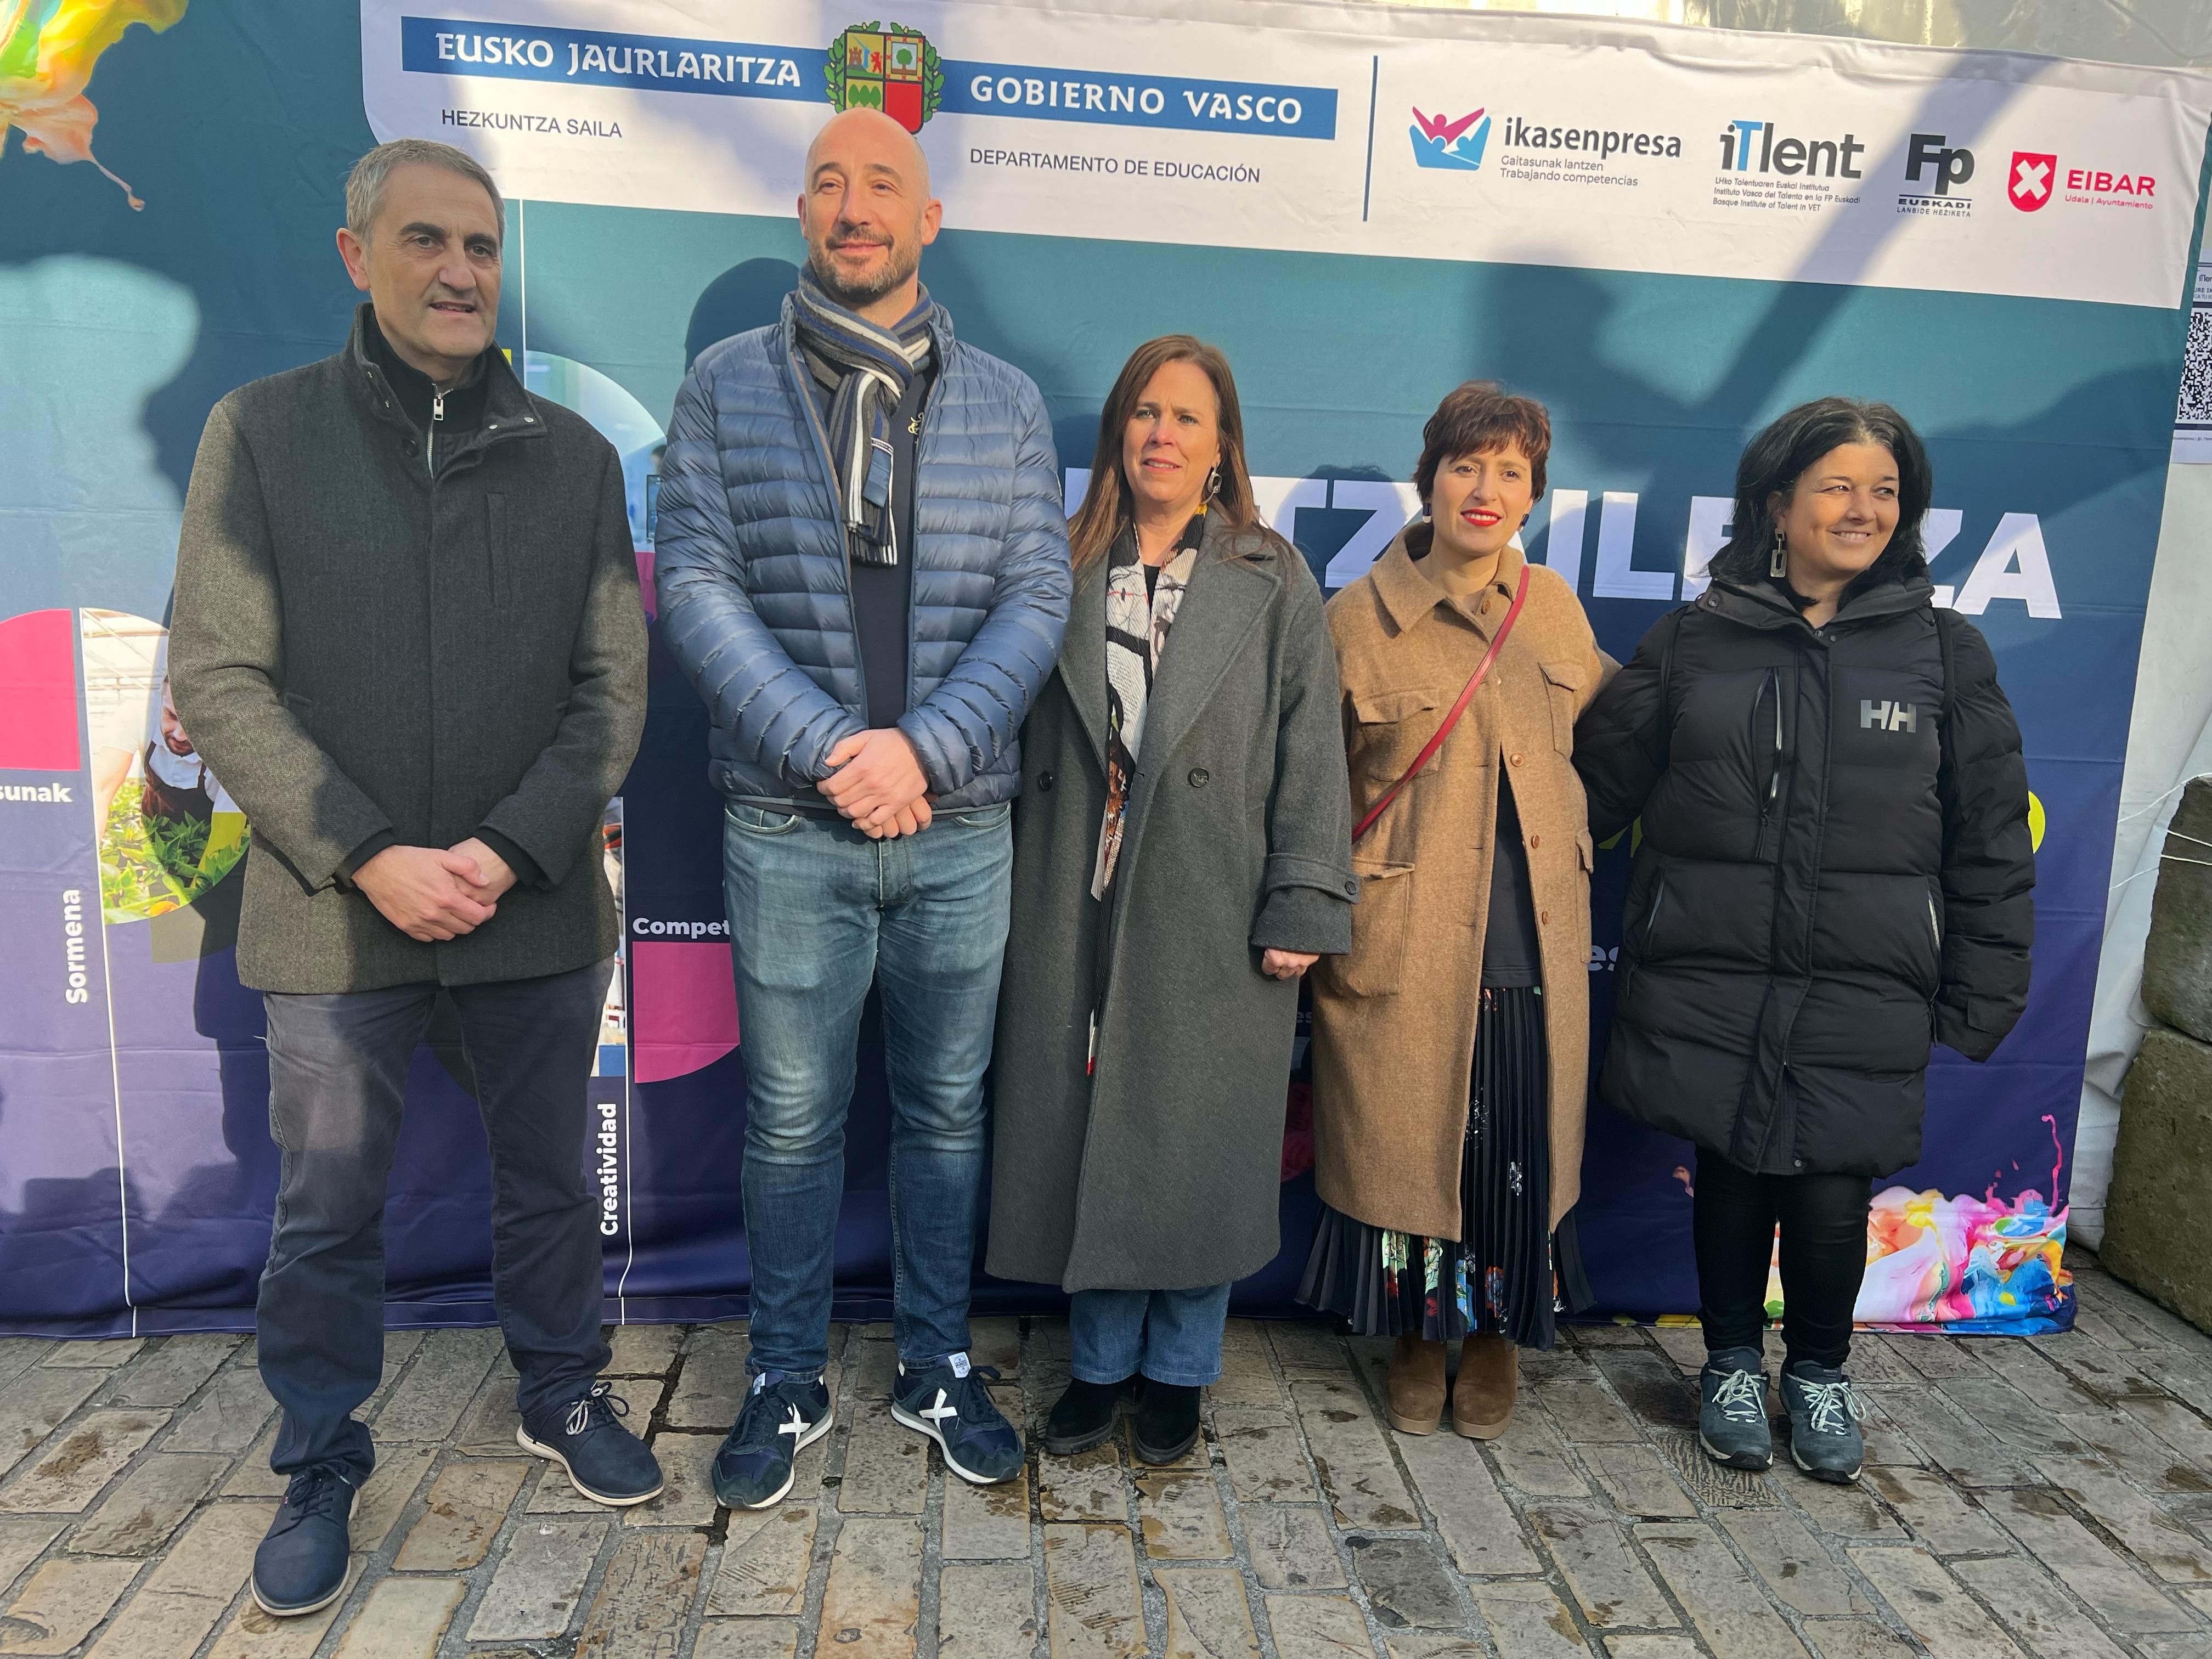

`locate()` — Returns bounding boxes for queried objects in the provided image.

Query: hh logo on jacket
[1860,699,1918,733]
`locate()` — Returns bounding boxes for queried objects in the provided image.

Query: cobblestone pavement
[2,1250,2210,1657]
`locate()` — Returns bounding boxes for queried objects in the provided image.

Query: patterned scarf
[1091,511,1206,900]
[791,267,938,567]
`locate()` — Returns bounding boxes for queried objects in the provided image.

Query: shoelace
[269,1465,355,1539]
[730,1375,816,1452]
[1709,1368,1767,1424]
[1791,1376,1866,1437]
[914,1364,1006,1440]
[561,1379,633,1439]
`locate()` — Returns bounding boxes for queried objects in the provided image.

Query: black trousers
[1694,1150,1871,1370]
[257,961,615,1480]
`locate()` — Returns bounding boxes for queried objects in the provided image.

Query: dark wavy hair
[1414,381,1550,506]
[1707,398,1932,590]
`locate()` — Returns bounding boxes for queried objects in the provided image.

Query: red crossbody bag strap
[1351,565,1532,845]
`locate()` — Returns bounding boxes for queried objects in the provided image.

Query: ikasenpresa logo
[1411,106,1489,171]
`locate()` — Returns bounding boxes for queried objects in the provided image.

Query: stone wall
[2104,776,2212,1331]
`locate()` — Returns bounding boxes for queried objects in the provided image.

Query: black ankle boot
[1043,1378,1124,1455]
[1132,1381,1203,1465]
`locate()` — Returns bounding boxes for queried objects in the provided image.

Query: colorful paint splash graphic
[0,0,185,210]
[1685,1117,2072,1336]
[1851,1115,2072,1333]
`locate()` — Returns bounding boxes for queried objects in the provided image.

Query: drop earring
[1769,523,1787,579]
[1204,464,1221,500]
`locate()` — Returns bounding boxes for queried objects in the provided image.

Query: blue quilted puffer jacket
[656,297,1073,811]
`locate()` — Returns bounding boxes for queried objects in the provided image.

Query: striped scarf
[791,268,938,567]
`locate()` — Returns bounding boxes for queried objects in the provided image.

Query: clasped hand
[354,836,516,942]
[819,727,933,838]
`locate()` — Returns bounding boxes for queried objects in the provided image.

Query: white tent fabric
[2073,461,2212,1248]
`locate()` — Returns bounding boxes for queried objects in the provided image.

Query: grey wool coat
[168,305,647,994]
[985,518,1357,1293]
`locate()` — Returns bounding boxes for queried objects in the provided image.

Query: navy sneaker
[892,1355,1023,1485]
[1779,1361,1866,1483]
[713,1370,833,1510]
[518,1380,663,1506]
[1697,1347,1774,1471]
[251,1463,357,1617]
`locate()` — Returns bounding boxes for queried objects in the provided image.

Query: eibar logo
[826,20,943,133]
[1411,106,1488,171]
[1718,120,1865,178]
[1860,699,1918,733]
[2010,151,2056,212]
[1904,133,1974,197]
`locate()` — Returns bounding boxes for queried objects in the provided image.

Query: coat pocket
[1348,686,1445,783]
[1542,659,1588,757]
[484,493,509,610]
[1335,861,1414,997]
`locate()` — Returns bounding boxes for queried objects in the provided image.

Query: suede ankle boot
[1452,1334,1519,1440]
[1385,1336,1448,1435]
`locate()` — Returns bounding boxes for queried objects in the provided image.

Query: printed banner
[2,0,2207,1336]
[360,0,2212,308]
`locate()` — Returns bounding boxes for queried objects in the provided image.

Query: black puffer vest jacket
[1573,573,2034,1177]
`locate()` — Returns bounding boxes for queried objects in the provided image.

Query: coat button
[1528,833,1542,849]
[1037,771,1055,793]
[1539,909,1549,926]
[1188,768,1210,788]
[1509,752,1524,767]
[1344,879,1359,896]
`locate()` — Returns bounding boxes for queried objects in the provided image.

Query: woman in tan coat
[1305,381,1609,1439]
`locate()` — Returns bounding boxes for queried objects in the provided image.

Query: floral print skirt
[1298,985,1590,1349]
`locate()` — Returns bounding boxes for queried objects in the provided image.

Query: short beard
[808,239,920,311]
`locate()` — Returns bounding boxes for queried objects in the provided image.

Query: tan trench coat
[1310,533,1611,1238]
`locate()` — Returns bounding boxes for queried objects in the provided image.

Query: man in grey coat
[168,139,656,1621]
[656,109,1071,1510]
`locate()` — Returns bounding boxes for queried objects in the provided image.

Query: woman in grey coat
[986,336,1355,1464]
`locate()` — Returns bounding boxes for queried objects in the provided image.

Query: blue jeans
[1069,1285,1234,1387]
[258,963,616,1481]
[723,800,1013,1379]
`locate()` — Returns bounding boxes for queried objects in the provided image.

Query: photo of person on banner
[985,335,1354,1466]
[81,610,249,922]
[1302,382,1612,1443]
[654,106,1072,1513]
[1573,398,2036,1484]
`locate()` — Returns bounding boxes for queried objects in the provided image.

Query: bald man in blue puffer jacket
[654,108,1070,1513]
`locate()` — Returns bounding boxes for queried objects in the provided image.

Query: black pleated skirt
[1299,985,1591,1348]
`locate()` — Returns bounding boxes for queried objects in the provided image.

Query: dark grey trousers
[257,961,616,1479]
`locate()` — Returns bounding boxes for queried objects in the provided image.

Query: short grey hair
[345,139,505,242]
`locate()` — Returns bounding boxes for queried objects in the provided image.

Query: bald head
[805,106,932,198]
[796,108,943,322]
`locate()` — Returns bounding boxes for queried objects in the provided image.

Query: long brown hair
[1068,335,1264,574]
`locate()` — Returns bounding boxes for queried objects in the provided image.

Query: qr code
[2177,305,2212,427]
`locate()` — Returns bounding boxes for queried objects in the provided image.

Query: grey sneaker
[1697,1347,1773,1470]
[1779,1361,1865,1483]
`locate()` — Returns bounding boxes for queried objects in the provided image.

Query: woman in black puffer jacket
[1574,399,2033,1486]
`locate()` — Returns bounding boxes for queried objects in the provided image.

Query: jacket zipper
[428,387,445,475]
[1754,668,1782,847]
[1642,879,1664,952]
[1927,893,1942,954]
